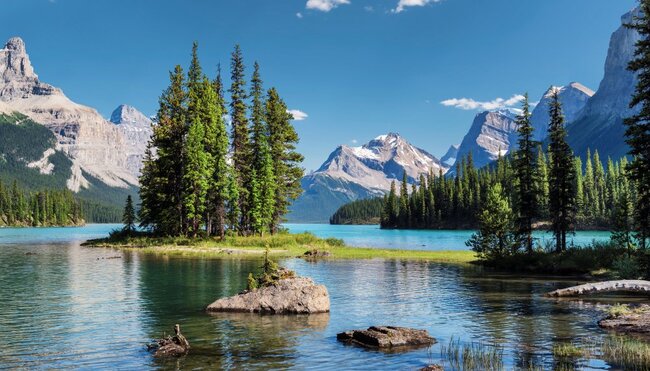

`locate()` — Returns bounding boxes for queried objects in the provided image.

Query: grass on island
[83,230,476,264]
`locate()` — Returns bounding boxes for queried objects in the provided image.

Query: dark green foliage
[466,184,518,259]
[513,94,539,252]
[122,195,136,233]
[625,1,650,249]
[381,151,633,233]
[138,43,303,237]
[547,90,577,253]
[330,197,384,225]
[0,178,83,226]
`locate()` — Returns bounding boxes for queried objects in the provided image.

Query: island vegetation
[329,197,383,225]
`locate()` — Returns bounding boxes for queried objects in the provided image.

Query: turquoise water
[284,224,611,250]
[0,224,630,370]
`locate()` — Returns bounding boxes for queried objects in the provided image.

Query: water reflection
[1,240,644,370]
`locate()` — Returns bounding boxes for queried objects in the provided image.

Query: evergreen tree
[229,45,252,233]
[266,88,304,233]
[183,116,210,237]
[249,62,276,235]
[209,67,230,238]
[122,195,136,233]
[466,183,517,260]
[625,1,650,249]
[513,94,538,252]
[547,90,576,253]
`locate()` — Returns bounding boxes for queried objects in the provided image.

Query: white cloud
[287,109,308,121]
[296,12,304,18]
[440,94,526,111]
[364,5,374,12]
[351,139,358,144]
[394,0,441,13]
[306,0,350,12]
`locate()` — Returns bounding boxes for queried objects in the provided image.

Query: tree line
[380,90,642,254]
[139,43,304,237]
[329,197,384,225]
[0,179,83,226]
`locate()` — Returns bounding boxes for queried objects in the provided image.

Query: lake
[0,224,629,370]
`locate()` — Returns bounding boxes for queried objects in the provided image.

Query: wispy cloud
[440,95,526,111]
[287,109,308,121]
[351,139,358,144]
[306,0,350,12]
[296,12,304,18]
[394,0,441,13]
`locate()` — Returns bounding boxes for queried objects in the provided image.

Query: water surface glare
[0,224,629,370]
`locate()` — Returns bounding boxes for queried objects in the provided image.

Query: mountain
[288,133,447,222]
[109,104,154,176]
[0,37,148,192]
[453,110,518,170]
[440,144,459,167]
[530,83,594,141]
[566,7,641,159]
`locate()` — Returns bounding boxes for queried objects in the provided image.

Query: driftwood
[545,280,650,298]
[147,324,190,357]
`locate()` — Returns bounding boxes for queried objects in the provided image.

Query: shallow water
[0,224,633,370]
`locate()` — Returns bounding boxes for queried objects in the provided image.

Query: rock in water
[149,324,190,357]
[598,305,650,335]
[206,277,330,314]
[337,326,436,349]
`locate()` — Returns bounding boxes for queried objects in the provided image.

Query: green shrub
[613,255,641,279]
[325,237,344,247]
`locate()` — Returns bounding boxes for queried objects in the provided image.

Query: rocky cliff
[530,83,594,141]
[0,37,149,191]
[454,110,518,170]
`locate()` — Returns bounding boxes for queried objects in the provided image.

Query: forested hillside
[0,113,128,223]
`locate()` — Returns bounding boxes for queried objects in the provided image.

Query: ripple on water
[0,226,632,370]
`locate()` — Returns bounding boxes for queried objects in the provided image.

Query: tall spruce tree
[266,88,304,233]
[625,1,650,249]
[229,45,251,233]
[513,94,538,253]
[122,195,136,233]
[249,62,276,235]
[140,65,187,235]
[547,90,576,253]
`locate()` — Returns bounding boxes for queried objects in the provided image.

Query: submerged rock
[337,326,436,349]
[148,324,190,357]
[420,365,444,371]
[206,276,330,314]
[599,305,650,334]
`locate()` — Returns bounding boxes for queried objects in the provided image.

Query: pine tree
[122,195,136,233]
[209,67,230,238]
[249,62,276,235]
[513,94,538,253]
[399,172,410,227]
[183,115,210,237]
[624,1,650,249]
[266,88,304,233]
[536,145,550,219]
[229,45,251,234]
[547,90,576,253]
[466,183,517,259]
[382,180,398,228]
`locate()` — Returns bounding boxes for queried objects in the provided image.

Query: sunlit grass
[84,232,477,263]
[440,337,504,370]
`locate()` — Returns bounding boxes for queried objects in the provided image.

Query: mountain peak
[5,37,26,53]
[110,104,152,126]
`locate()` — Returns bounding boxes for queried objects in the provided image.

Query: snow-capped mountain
[530,83,594,141]
[288,133,447,222]
[440,144,459,167]
[566,7,641,160]
[110,104,154,176]
[0,37,150,191]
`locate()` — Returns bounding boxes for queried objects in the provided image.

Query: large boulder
[206,277,330,314]
[337,326,436,349]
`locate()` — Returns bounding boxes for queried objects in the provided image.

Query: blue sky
[4,0,637,170]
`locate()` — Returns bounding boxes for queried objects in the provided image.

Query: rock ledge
[337,326,436,349]
[206,276,330,314]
